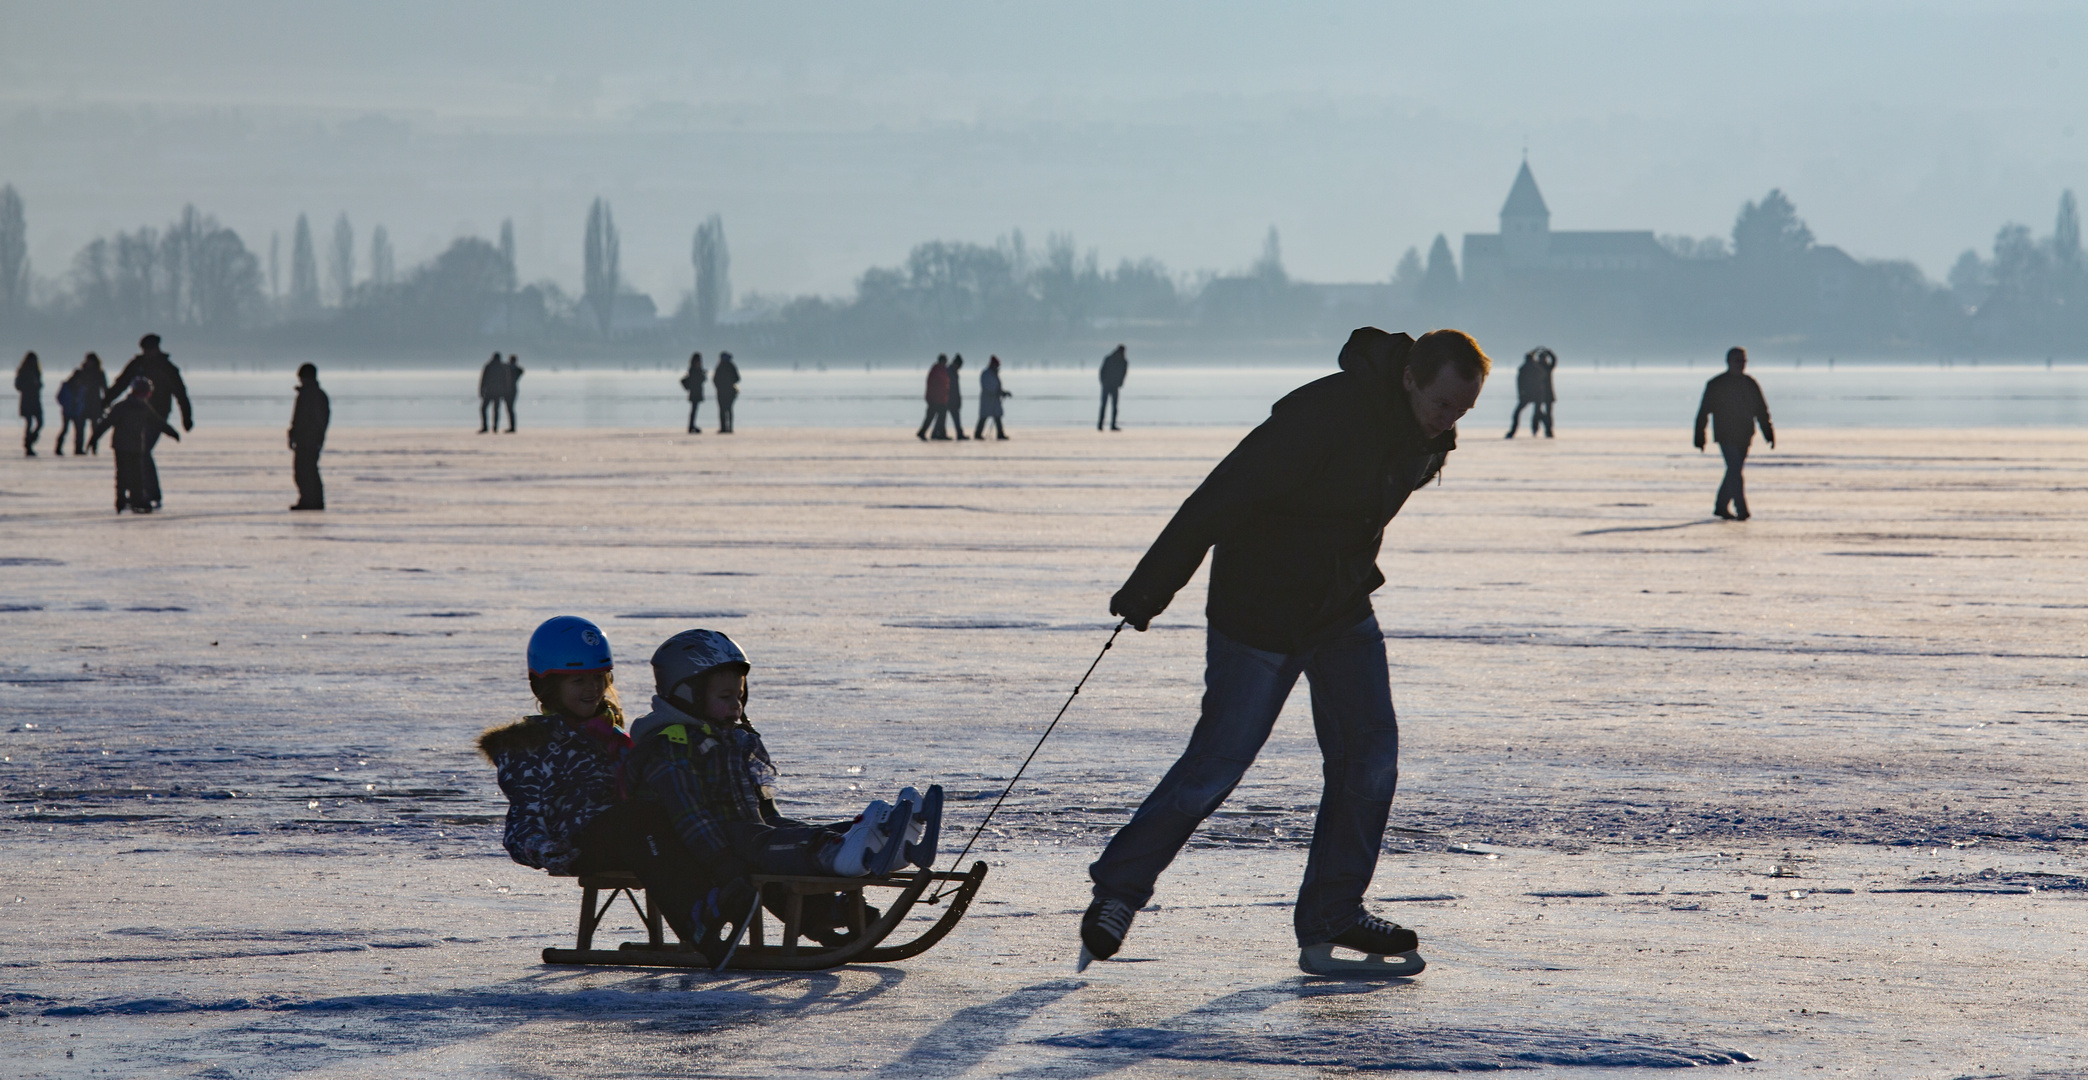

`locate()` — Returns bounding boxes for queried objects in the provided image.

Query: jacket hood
[1337,326,1451,449]
[477,715,551,762]
[629,694,703,743]
[1336,326,1416,406]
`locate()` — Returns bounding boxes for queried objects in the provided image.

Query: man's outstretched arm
[1693,387,1713,450]
[1111,400,1334,629]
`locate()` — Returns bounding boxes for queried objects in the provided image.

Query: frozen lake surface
[3,425,2086,1077]
[174,359,2088,430]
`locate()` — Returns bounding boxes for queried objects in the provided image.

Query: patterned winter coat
[625,695,793,860]
[478,711,629,873]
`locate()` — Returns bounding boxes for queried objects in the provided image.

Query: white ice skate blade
[1298,943,1426,978]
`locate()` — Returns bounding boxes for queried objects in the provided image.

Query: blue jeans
[1716,441,1749,516]
[1089,615,1400,945]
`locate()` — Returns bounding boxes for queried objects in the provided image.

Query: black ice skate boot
[1299,911,1425,977]
[1076,897,1137,972]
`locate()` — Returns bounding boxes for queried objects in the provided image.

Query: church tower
[1500,159,1551,267]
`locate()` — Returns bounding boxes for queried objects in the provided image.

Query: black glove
[1109,587,1167,632]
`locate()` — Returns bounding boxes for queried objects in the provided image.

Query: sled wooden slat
[539,861,988,971]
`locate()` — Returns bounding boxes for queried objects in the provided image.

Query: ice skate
[1299,912,1425,977]
[905,784,943,869]
[828,799,894,877]
[867,792,918,877]
[1075,896,1136,972]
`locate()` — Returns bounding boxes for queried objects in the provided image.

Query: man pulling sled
[1083,326,1490,977]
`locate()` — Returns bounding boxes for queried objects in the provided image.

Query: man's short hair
[1726,346,1747,364]
[1409,329,1492,387]
[297,363,318,380]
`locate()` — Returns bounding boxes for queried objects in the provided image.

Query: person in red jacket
[915,354,952,441]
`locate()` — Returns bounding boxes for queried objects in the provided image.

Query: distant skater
[1098,344,1127,431]
[101,335,191,509]
[1505,347,1556,438]
[1694,346,1775,520]
[504,355,524,432]
[92,378,179,514]
[681,352,707,433]
[974,355,1011,440]
[288,363,330,511]
[947,354,968,440]
[15,352,41,456]
[1083,327,1491,978]
[917,354,951,441]
[478,353,509,433]
[54,353,106,456]
[713,352,739,433]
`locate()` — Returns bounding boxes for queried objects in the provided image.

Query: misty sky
[3,1,2085,307]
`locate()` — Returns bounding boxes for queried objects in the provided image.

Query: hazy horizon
[5,1,2086,306]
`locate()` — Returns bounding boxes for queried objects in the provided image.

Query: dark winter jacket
[63,366,108,420]
[979,365,1006,418]
[289,383,330,453]
[712,358,739,400]
[947,360,964,407]
[1100,348,1128,390]
[106,350,192,429]
[504,358,523,400]
[924,362,949,405]
[478,356,510,401]
[625,696,790,860]
[682,363,706,402]
[15,359,40,417]
[1694,371,1773,447]
[478,711,630,873]
[92,396,179,456]
[1116,327,1456,654]
[1516,357,1554,404]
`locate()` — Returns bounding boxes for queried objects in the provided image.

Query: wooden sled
[540,861,988,971]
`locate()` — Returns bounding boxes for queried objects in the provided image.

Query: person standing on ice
[287,363,329,511]
[1083,326,1490,977]
[946,354,969,440]
[477,352,508,433]
[1694,346,1774,520]
[1504,347,1555,438]
[916,354,952,440]
[681,352,707,434]
[974,355,1011,440]
[712,351,740,433]
[1098,344,1127,431]
[92,377,179,513]
[15,351,42,457]
[54,353,106,456]
[503,354,524,432]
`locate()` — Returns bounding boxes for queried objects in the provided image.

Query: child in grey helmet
[626,629,943,933]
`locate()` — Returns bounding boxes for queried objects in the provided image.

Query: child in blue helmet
[627,629,943,939]
[480,616,737,953]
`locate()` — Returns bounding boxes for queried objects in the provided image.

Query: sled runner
[540,860,989,971]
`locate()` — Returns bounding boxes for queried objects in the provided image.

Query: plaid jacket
[626,696,784,859]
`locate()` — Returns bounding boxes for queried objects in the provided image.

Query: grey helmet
[651,629,750,708]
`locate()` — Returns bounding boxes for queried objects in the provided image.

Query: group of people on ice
[916,352,1011,440]
[678,351,741,433]
[481,617,943,964]
[15,334,331,513]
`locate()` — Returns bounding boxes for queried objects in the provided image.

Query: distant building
[1461,160,1674,291]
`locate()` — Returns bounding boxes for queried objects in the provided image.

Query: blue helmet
[651,629,749,707]
[527,616,612,676]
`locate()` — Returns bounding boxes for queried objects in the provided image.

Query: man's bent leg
[1089,627,1301,910]
[1294,615,1399,945]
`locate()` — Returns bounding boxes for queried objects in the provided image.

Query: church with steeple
[1460,160,1674,292]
